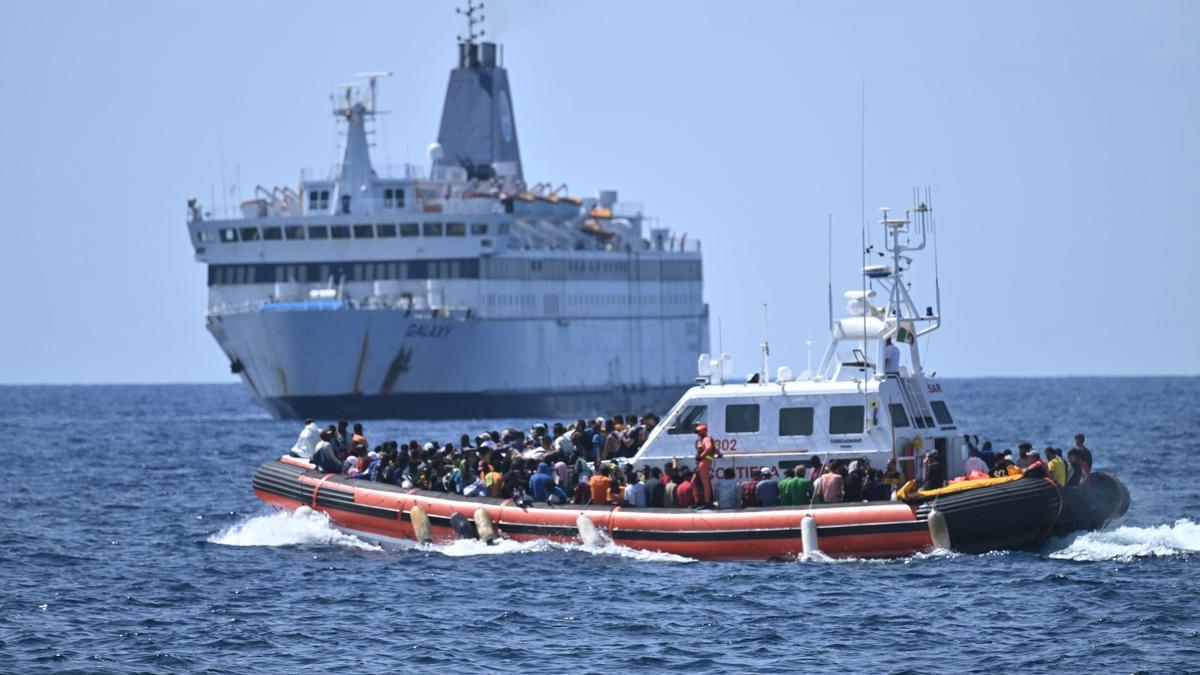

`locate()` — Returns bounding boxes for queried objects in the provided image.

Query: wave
[1049,518,1200,561]
[210,507,692,563]
[208,507,381,551]
[400,529,694,564]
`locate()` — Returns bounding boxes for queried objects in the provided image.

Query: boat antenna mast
[456,0,486,45]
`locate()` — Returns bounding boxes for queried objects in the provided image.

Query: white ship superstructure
[185,11,708,419]
[633,198,966,484]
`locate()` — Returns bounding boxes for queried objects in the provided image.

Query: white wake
[211,507,692,563]
[209,506,381,551]
[1050,518,1200,561]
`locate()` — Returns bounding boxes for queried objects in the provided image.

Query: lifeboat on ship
[252,456,1128,561]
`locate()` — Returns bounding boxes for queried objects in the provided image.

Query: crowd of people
[287,416,1096,509]
[958,432,1095,488]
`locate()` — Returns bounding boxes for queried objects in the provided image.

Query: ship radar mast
[456,0,485,46]
[329,71,392,215]
[815,189,941,382]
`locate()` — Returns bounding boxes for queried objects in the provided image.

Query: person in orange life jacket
[693,423,722,507]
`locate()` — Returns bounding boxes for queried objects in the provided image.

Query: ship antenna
[456,0,486,45]
[827,214,834,334]
[760,303,770,384]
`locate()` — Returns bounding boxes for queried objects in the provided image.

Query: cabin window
[308,225,328,240]
[353,224,374,238]
[400,223,419,237]
[195,230,213,244]
[447,222,466,237]
[888,403,911,428]
[930,401,954,426]
[240,227,260,241]
[725,404,760,433]
[377,223,397,238]
[829,405,864,435]
[667,405,708,435]
[471,223,488,235]
[779,407,814,436]
[331,225,351,239]
[284,225,305,240]
[384,188,405,208]
[262,226,282,240]
[424,222,444,236]
[308,190,331,211]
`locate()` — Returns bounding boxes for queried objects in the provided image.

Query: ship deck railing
[208,296,475,319]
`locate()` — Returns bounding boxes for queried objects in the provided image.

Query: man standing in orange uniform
[693,424,722,508]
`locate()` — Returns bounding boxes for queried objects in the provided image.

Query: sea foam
[1049,518,1200,561]
[208,507,381,551]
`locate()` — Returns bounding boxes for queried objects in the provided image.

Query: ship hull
[210,305,707,419]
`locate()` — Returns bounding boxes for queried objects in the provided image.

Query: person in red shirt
[693,424,722,508]
[675,470,696,508]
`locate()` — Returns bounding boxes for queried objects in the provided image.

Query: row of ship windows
[208,259,482,286]
[207,258,702,286]
[491,257,702,282]
[486,292,701,307]
[197,221,505,244]
[666,400,955,436]
[307,189,407,212]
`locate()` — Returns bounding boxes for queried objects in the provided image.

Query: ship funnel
[435,39,522,181]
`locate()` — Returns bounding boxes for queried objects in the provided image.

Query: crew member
[884,337,901,376]
[694,423,722,507]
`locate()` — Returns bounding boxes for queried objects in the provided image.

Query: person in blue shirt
[591,424,607,465]
[755,467,781,507]
[528,462,563,502]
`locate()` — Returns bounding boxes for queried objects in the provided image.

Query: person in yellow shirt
[1045,447,1068,486]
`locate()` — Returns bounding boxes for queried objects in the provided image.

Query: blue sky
[1,0,1197,384]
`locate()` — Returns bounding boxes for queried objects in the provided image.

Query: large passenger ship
[185,7,708,419]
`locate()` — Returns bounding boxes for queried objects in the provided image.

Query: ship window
[471,223,488,235]
[424,222,443,236]
[195,230,213,244]
[353,224,374,238]
[239,227,260,241]
[383,189,394,208]
[400,223,419,237]
[829,405,864,435]
[308,225,328,239]
[930,401,954,426]
[331,225,351,239]
[481,239,492,247]
[284,225,305,240]
[779,407,814,436]
[447,222,466,237]
[262,226,282,240]
[888,403,910,428]
[667,405,708,435]
[725,404,760,434]
[395,189,405,207]
[377,223,397,238]
[353,263,363,280]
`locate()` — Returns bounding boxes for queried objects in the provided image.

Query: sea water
[0,379,1197,672]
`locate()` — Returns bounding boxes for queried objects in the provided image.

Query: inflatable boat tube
[252,458,1127,561]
